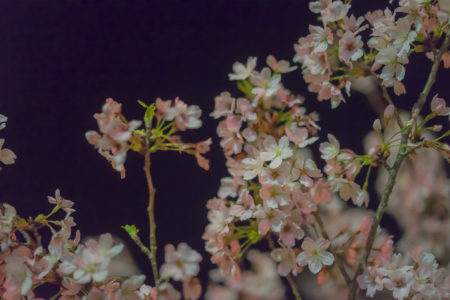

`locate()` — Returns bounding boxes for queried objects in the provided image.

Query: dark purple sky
[0,0,447,291]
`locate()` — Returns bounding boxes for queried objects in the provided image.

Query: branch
[144,149,160,287]
[128,230,154,263]
[413,33,450,112]
[348,32,450,300]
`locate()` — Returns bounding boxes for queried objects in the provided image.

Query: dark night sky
[0,0,448,291]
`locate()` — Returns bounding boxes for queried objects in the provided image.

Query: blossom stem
[267,235,303,300]
[348,32,450,300]
[286,273,303,300]
[128,231,154,264]
[312,212,351,286]
[144,149,160,287]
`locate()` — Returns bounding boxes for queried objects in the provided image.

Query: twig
[286,273,303,300]
[144,149,160,287]
[49,290,62,300]
[348,32,450,300]
[128,230,154,263]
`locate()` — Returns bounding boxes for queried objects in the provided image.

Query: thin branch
[312,212,352,286]
[413,33,450,112]
[144,149,160,287]
[128,231,154,263]
[348,32,450,300]
[286,273,303,300]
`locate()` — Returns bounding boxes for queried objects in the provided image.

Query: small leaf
[122,224,139,239]
[144,104,156,128]
[137,100,148,108]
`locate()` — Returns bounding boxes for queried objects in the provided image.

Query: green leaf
[137,100,148,108]
[144,104,156,128]
[122,224,139,239]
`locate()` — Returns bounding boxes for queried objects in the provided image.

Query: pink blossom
[160,243,202,281]
[308,25,333,54]
[341,14,366,34]
[210,92,235,119]
[266,55,297,73]
[330,178,364,205]
[253,206,285,234]
[0,203,16,250]
[158,282,182,300]
[278,217,305,247]
[260,136,293,169]
[86,98,142,178]
[47,189,74,213]
[113,275,146,299]
[182,277,202,300]
[195,138,212,171]
[319,134,340,160]
[250,68,281,101]
[285,124,318,147]
[228,56,257,81]
[309,0,351,23]
[260,161,291,186]
[271,247,300,276]
[0,114,8,130]
[375,46,409,82]
[382,270,414,300]
[165,98,202,131]
[216,118,243,156]
[236,97,256,121]
[430,94,450,116]
[155,97,173,120]
[259,184,291,208]
[338,32,363,65]
[61,233,124,284]
[4,248,34,298]
[357,266,384,297]
[437,0,450,23]
[0,138,17,167]
[296,237,334,274]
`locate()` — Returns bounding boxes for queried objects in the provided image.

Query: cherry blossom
[296,237,334,274]
[160,243,202,281]
[260,136,293,169]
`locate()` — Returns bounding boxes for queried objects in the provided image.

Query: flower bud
[429,124,443,132]
[372,119,382,133]
[383,104,395,121]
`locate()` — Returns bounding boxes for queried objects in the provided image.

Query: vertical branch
[348,32,450,300]
[144,149,160,287]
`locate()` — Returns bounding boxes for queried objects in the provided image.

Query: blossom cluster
[0,190,205,300]
[86,97,210,179]
[0,190,155,299]
[294,0,450,107]
[202,4,450,294]
[203,55,336,279]
[2,1,450,299]
[357,248,449,299]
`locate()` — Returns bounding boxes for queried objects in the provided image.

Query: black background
[1,0,448,297]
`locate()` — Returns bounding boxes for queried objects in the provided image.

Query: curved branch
[348,32,450,300]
